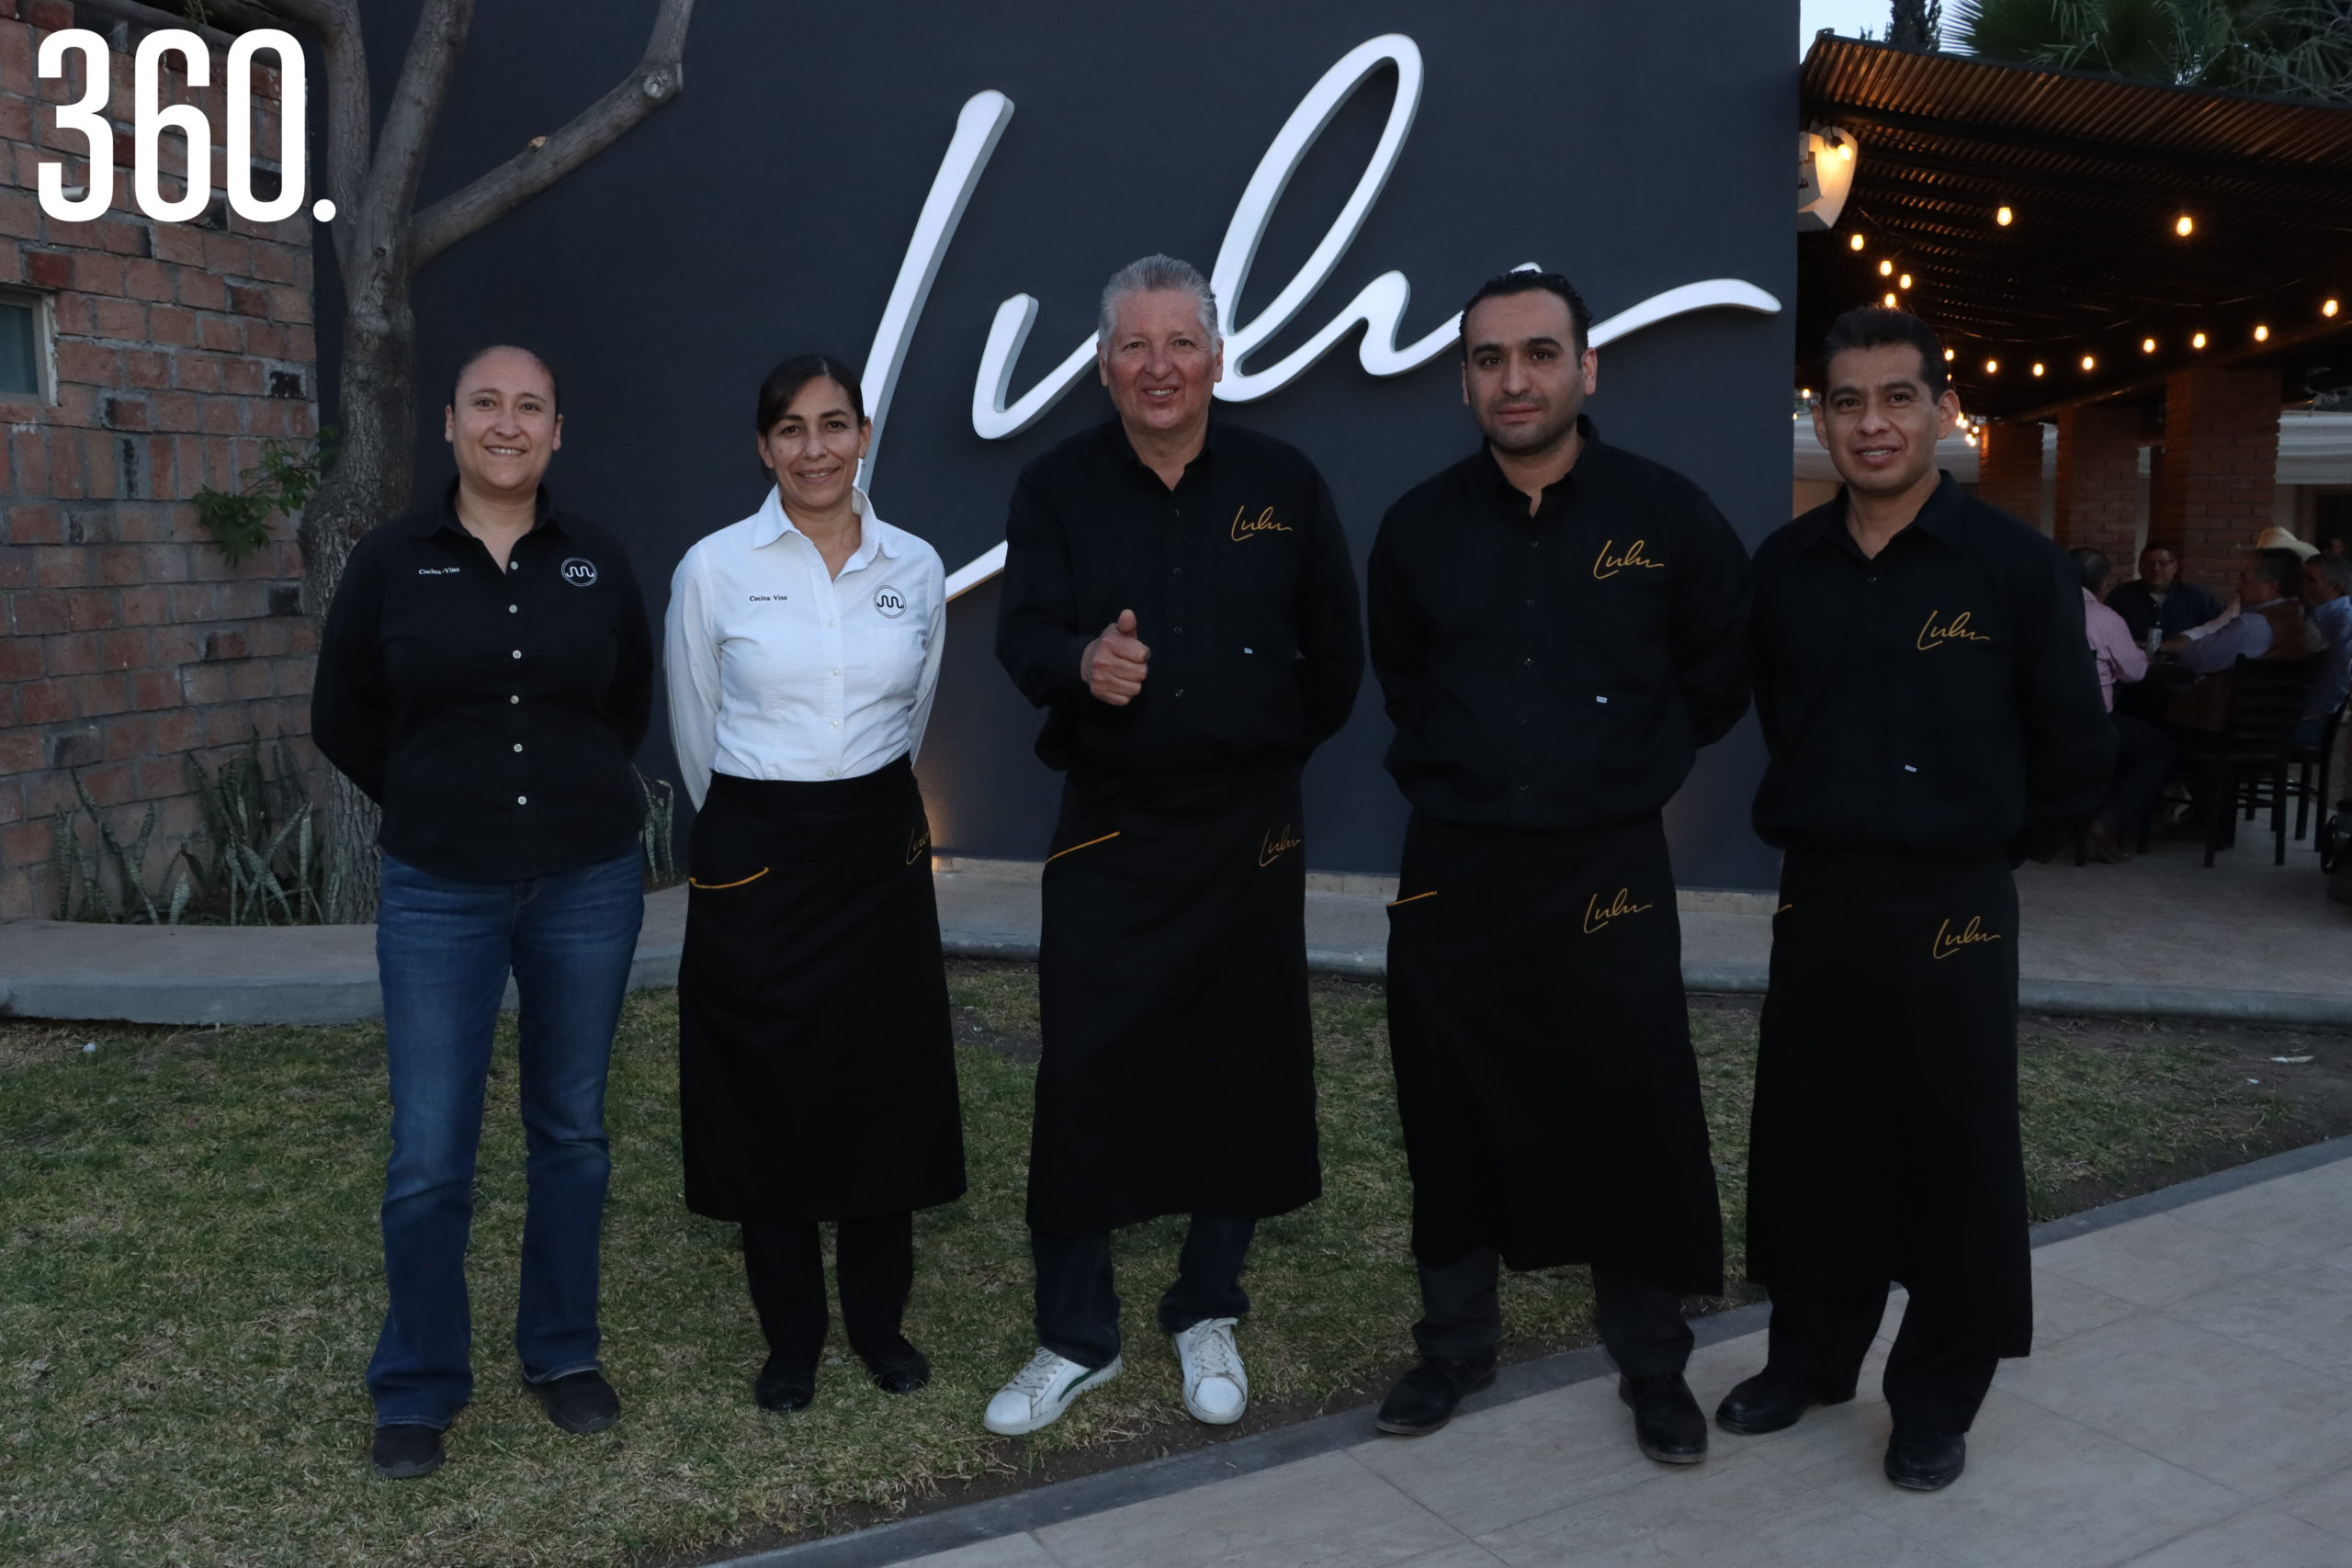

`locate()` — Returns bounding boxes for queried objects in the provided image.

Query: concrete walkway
[734,1138,2352,1568]
[1,830,2345,1024]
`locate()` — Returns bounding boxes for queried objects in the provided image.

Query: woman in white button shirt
[665,355,963,1414]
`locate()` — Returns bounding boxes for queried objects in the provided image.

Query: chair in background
[2290,704,2346,842]
[2176,656,2320,867]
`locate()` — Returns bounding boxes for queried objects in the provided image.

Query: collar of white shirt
[749,485,901,574]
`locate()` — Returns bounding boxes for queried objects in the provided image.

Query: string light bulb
[1996,205,2014,226]
[2176,214,2195,237]
[2081,355,2097,371]
[1898,273,1913,289]
[2032,362,2046,377]
[1985,358,2000,373]
[1880,259,1894,277]
[2143,337,2157,354]
[1944,347,1956,361]
[1849,232,1865,251]
[2192,332,2208,349]
[1838,141,1853,161]
[2256,324,2270,342]
[2326,299,2341,318]
[1883,292,1898,308]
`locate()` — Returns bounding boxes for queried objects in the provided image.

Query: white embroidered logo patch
[873,585,908,619]
[560,558,598,587]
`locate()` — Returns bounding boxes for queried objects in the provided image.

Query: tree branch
[362,0,471,254]
[406,0,695,271]
[249,0,369,281]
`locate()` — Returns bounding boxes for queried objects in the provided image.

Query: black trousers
[1033,1213,1255,1370]
[1412,1247,1693,1378]
[1765,1280,1998,1435]
[741,1213,914,1375]
[2097,712,2177,838]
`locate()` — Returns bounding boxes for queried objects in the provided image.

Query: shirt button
[512,649,522,659]
[825,769,837,778]
[828,619,836,627]
[509,695,519,705]
[513,743,523,753]
[1174,688,1184,698]
[831,669,842,677]
[1523,656,1533,667]
[516,795,527,805]
[508,561,518,571]
[507,604,517,614]
[1174,626,1183,635]
[1525,598,1535,607]
[1173,567,1182,575]
[829,721,838,728]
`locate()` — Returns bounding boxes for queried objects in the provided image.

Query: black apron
[1385,812,1724,1294]
[1746,850,2030,1356]
[677,759,966,1224]
[1027,764,1318,1235]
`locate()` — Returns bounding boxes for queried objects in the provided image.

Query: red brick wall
[0,1,319,919]
[1977,420,2043,527]
[2152,367,2281,597]
[2054,405,2142,573]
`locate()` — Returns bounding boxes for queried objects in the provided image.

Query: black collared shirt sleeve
[995,462,1095,709]
[1292,468,1364,747]
[1671,492,1754,750]
[312,530,394,803]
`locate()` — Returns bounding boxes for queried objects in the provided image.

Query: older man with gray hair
[987,254,1363,1436]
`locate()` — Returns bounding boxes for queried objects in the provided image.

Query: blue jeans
[365,848,645,1429]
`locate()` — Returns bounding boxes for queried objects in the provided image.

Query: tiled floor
[888,1156,2352,1568]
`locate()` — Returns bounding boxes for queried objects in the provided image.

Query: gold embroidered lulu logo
[905,826,932,865]
[1931,916,2003,959]
[1917,609,1993,651]
[1045,830,1120,864]
[1230,505,1292,542]
[1387,888,1437,908]
[1582,886,1655,933]
[1259,824,1303,866]
[1592,538,1665,580]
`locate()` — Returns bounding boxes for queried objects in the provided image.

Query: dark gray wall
[334,0,1797,888]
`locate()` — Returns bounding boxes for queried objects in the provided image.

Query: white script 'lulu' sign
[875,32,1786,599]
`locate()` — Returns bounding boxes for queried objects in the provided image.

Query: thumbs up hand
[1081,609,1151,705]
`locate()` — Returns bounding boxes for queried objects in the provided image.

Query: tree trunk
[300,255,417,923]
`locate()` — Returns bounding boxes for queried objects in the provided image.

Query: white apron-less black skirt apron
[677,758,966,1224]
[1027,763,1319,1235]
[1385,812,1724,1296]
[1746,850,2030,1356]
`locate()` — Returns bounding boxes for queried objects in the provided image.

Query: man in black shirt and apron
[988,254,1363,1436]
[1365,271,1753,1461]
[1724,308,2110,1490]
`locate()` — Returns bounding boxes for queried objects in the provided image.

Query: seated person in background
[2164,548,2313,675]
[2109,544,2221,645]
[2072,547,2175,863]
[2296,552,2352,746]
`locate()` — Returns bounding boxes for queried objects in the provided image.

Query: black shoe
[1619,1373,1707,1464]
[863,1341,931,1395]
[1374,1355,1498,1437]
[529,1370,619,1434]
[1885,1427,1966,1491]
[369,1423,444,1481]
[1713,1369,1855,1436]
[755,1352,815,1413]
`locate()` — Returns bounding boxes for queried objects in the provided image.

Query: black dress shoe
[1713,1369,1854,1436]
[1374,1355,1498,1436]
[1885,1427,1966,1490]
[529,1369,620,1433]
[1619,1373,1707,1464]
[863,1340,932,1394]
[755,1352,815,1413]
[369,1423,445,1481]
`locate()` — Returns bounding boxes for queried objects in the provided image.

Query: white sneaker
[1172,1316,1249,1425]
[983,1347,1122,1436]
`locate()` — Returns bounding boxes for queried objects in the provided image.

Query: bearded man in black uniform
[1722,307,2110,1491]
[987,254,1363,1438]
[1365,271,1753,1462]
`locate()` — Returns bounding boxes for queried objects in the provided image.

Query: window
[0,296,40,398]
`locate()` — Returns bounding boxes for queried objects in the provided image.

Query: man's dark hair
[754,354,865,434]
[450,344,560,413]
[1819,307,1948,400]
[2251,547,2303,597]
[2140,541,2178,558]
[1459,270,1593,358]
[2069,547,2111,596]
[2315,552,2352,593]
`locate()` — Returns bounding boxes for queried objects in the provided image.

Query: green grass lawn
[0,978,2285,1566]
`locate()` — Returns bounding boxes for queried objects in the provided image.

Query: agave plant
[1952,0,2352,99]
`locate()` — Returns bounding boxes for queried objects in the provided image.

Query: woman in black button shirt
[312,345,655,1483]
